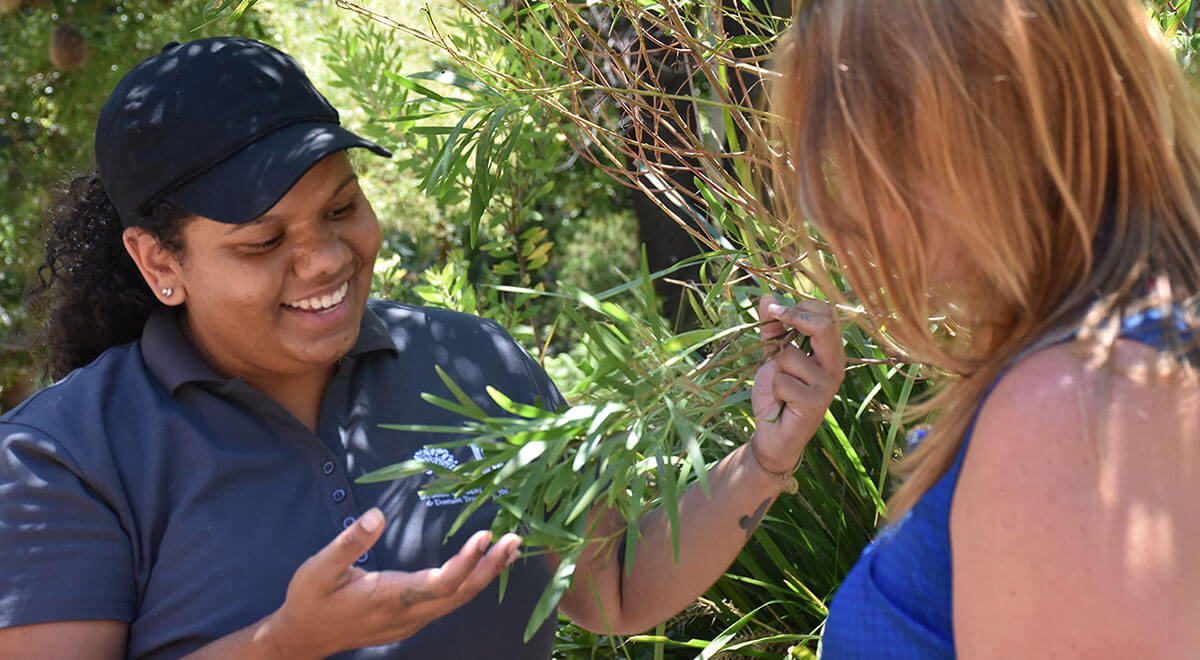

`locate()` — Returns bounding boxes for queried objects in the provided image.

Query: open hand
[267,509,521,658]
[750,296,845,474]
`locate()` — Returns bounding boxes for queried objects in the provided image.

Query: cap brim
[165,122,392,224]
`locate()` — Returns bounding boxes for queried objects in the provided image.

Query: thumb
[309,507,386,578]
[758,295,787,342]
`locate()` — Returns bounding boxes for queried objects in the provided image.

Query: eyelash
[243,199,357,251]
[330,200,356,218]
[248,235,283,251]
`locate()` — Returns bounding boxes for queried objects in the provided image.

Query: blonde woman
[769,0,1200,656]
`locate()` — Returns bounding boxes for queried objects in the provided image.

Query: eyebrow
[227,173,360,233]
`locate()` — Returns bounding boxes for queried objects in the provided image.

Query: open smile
[282,281,350,312]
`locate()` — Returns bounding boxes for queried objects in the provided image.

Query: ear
[122,227,185,306]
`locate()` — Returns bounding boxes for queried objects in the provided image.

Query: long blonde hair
[774,0,1200,516]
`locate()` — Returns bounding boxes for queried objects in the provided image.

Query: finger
[415,530,494,600]
[757,296,788,341]
[308,508,386,583]
[395,531,517,615]
[803,301,846,373]
[774,344,826,386]
[451,533,523,599]
[764,300,844,372]
[377,533,521,631]
[772,370,819,405]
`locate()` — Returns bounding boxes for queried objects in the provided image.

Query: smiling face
[169,151,381,383]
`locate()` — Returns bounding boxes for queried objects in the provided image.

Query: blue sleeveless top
[819,309,1184,658]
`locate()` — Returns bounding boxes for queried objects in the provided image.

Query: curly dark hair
[34,172,190,380]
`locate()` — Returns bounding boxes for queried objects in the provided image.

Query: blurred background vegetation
[1,0,1196,657]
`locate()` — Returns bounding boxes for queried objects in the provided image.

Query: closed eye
[246,234,283,251]
[329,200,356,219]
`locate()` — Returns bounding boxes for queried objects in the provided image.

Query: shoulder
[366,299,511,343]
[957,337,1197,500]
[3,342,150,439]
[364,299,563,408]
[1,340,171,489]
[950,339,1200,657]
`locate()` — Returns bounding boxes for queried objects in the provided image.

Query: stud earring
[161,287,173,298]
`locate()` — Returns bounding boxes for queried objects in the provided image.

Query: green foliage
[362,260,922,652]
[339,0,916,654]
[1150,0,1200,72]
[322,13,640,352]
[335,2,833,653]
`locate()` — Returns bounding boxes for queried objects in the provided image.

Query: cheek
[183,258,285,314]
[350,213,382,263]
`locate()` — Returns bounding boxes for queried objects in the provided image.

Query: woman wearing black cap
[0,38,842,658]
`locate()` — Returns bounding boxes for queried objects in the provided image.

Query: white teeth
[286,281,348,311]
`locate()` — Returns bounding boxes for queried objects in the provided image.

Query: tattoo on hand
[738,498,772,540]
[398,587,437,608]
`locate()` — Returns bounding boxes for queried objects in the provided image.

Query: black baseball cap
[95,37,391,227]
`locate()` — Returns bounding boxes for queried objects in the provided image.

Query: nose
[293,223,350,281]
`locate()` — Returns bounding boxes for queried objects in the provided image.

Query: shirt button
[332,488,346,503]
[355,551,370,565]
[321,461,336,475]
[342,516,356,528]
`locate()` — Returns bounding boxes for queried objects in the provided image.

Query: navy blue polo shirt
[0,300,563,659]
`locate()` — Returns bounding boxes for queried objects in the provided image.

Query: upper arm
[0,424,137,628]
[950,342,1200,658]
[0,621,127,660]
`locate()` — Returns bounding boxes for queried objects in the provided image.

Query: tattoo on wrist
[738,498,772,539]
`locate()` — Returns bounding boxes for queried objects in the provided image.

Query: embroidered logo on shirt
[413,446,460,471]
[413,445,506,507]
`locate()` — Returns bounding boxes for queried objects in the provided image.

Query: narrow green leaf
[667,399,710,498]
[355,459,428,484]
[410,69,502,97]
[823,409,886,511]
[382,70,465,106]
[486,386,552,419]
[433,365,490,420]
[698,601,786,659]
[655,450,682,562]
[523,549,577,641]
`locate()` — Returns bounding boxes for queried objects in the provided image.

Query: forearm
[561,441,788,634]
[182,611,319,660]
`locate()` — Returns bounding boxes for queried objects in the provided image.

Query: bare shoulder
[950,339,1200,658]
[0,620,126,659]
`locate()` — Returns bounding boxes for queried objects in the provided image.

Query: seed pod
[50,25,88,71]
[0,0,21,15]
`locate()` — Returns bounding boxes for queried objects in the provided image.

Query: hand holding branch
[750,296,845,476]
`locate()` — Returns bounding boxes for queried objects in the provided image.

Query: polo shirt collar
[141,304,399,396]
[349,305,399,357]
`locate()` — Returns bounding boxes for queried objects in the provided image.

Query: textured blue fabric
[819,309,1183,659]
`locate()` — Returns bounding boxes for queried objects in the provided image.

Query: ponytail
[35,173,189,380]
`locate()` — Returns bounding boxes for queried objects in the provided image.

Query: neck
[243,369,333,431]
[176,314,333,432]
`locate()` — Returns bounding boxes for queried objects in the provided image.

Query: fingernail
[359,508,384,533]
[766,303,788,317]
[506,548,520,566]
[477,532,492,553]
